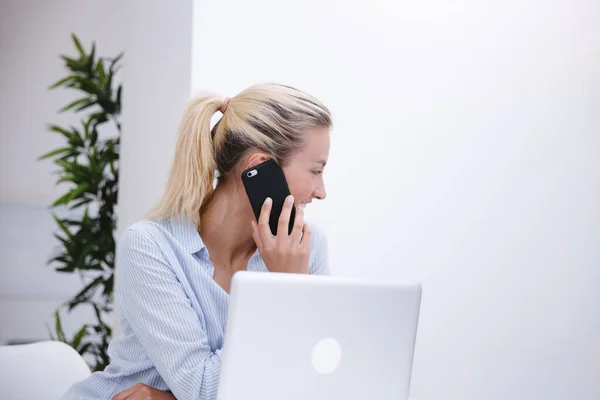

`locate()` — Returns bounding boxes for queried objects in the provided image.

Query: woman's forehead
[298,127,330,161]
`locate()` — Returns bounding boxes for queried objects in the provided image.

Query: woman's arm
[117,228,221,400]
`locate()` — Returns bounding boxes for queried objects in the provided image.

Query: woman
[61,83,332,400]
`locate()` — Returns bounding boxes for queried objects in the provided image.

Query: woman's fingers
[258,197,273,237]
[112,383,175,400]
[112,383,141,400]
[290,203,305,244]
[277,195,295,238]
[256,196,311,274]
[251,220,263,249]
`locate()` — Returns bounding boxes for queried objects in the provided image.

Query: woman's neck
[198,183,257,267]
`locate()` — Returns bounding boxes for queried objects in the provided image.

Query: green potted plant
[39,33,122,371]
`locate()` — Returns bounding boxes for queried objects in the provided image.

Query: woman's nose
[313,184,327,200]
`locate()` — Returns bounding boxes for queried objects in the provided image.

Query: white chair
[0,341,91,400]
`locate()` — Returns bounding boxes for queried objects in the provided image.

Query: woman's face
[283,126,330,209]
[245,126,330,210]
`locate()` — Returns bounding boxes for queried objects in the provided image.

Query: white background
[192,0,599,399]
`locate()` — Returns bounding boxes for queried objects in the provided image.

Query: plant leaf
[109,53,123,73]
[103,275,114,297]
[52,213,73,239]
[88,42,96,72]
[52,191,76,207]
[90,113,108,126]
[57,174,77,184]
[78,342,92,355]
[37,147,72,161]
[71,325,88,349]
[59,55,80,68]
[67,183,90,202]
[45,322,56,341]
[61,219,83,226]
[90,129,98,146]
[53,233,71,247]
[54,311,66,342]
[85,264,104,271]
[56,265,76,273]
[116,85,122,108]
[83,117,92,140]
[70,198,93,210]
[57,151,78,161]
[75,100,97,112]
[59,98,90,113]
[55,159,91,179]
[47,254,70,264]
[72,33,85,56]
[47,124,76,140]
[67,276,104,311]
[60,55,89,73]
[52,213,74,239]
[48,76,77,90]
[73,78,100,95]
[97,59,106,83]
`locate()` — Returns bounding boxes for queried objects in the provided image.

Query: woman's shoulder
[124,217,174,236]
[124,217,193,239]
[120,217,199,253]
[117,218,202,275]
[118,219,168,248]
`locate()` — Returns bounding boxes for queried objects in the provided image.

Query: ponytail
[147,95,222,228]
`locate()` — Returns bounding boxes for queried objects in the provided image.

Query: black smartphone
[241,159,295,236]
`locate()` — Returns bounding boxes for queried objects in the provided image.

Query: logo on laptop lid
[311,338,342,374]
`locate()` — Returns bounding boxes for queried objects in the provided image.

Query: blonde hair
[148,83,332,228]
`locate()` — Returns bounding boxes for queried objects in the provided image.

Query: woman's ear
[247,152,270,168]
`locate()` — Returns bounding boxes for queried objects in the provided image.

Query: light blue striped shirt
[60,217,328,400]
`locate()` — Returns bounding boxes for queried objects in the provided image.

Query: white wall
[117,0,194,242]
[113,0,194,336]
[0,0,123,343]
[192,1,599,399]
[0,0,123,205]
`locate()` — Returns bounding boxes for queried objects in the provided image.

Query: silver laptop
[217,271,422,400]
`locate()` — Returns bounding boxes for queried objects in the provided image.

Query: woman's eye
[312,170,323,176]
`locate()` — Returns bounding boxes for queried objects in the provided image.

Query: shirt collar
[170,216,206,255]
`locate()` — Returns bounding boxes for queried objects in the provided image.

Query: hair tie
[220,97,231,114]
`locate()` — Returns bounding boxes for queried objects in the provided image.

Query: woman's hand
[251,195,311,274]
[112,383,176,400]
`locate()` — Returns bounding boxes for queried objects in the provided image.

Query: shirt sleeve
[117,228,221,400]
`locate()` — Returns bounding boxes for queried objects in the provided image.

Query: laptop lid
[218,271,422,400]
